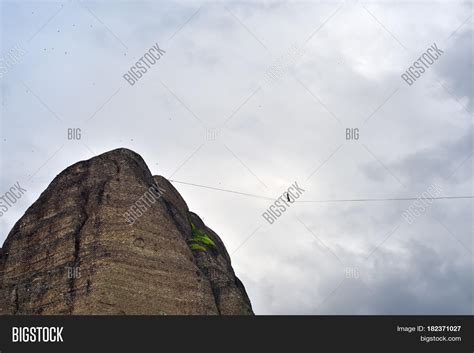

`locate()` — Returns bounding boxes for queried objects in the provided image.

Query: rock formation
[0,148,253,315]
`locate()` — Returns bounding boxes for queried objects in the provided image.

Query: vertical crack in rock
[13,286,19,314]
[68,189,89,313]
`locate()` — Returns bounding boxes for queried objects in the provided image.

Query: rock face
[0,149,253,315]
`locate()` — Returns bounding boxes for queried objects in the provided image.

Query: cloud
[1,0,472,314]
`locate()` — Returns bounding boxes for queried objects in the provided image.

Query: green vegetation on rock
[190,243,207,251]
[188,222,216,252]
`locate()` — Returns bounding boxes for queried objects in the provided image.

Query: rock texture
[0,148,253,315]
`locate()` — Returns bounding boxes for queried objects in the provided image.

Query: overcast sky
[0,0,472,314]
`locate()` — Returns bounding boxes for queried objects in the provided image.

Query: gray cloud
[1,0,472,314]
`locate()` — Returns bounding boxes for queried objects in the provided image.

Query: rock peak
[0,148,253,315]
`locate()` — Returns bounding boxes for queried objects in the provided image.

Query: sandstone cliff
[0,148,253,315]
